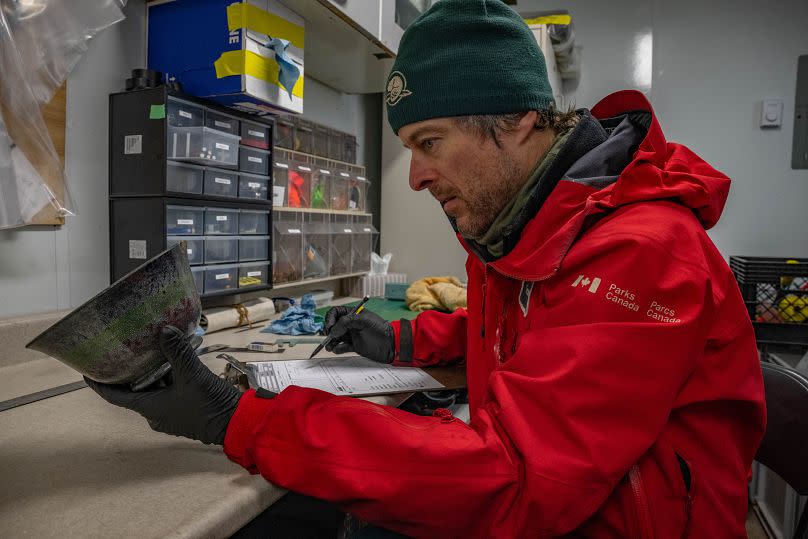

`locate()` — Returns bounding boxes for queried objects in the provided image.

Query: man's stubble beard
[455,149,526,239]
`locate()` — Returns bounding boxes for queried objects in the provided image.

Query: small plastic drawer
[204,110,239,135]
[204,265,238,293]
[241,121,270,149]
[239,236,270,262]
[167,126,240,167]
[239,263,270,288]
[166,205,204,235]
[273,161,289,206]
[167,236,204,265]
[294,118,314,154]
[191,266,205,294]
[327,128,344,161]
[203,168,238,198]
[274,117,295,149]
[239,146,271,175]
[343,134,358,164]
[239,209,270,235]
[204,207,239,235]
[167,97,203,127]
[166,161,204,194]
[239,172,270,200]
[204,236,239,263]
[312,125,330,157]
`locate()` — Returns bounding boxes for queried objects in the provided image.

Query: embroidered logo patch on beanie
[385,71,412,106]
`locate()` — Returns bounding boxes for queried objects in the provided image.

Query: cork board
[1,83,67,226]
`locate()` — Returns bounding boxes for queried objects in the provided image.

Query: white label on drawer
[177,219,194,225]
[124,134,142,155]
[187,248,193,255]
[248,156,263,163]
[215,273,229,280]
[357,176,367,181]
[216,215,228,221]
[364,228,372,232]
[248,182,261,188]
[214,120,231,129]
[340,172,350,177]
[179,110,193,119]
[319,169,330,174]
[288,228,301,234]
[248,129,265,138]
[272,186,285,206]
[247,271,262,277]
[215,142,230,150]
[344,228,352,233]
[214,177,231,185]
[129,240,147,259]
[298,166,311,171]
[276,163,289,169]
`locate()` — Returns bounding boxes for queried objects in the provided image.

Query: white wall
[0,1,372,319]
[0,0,148,320]
[651,0,808,258]
[380,0,808,282]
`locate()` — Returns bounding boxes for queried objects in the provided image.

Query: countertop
[0,298,465,538]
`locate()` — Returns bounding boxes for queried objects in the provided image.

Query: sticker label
[344,228,352,233]
[214,177,231,185]
[179,110,193,119]
[276,163,289,169]
[129,240,147,259]
[248,182,261,188]
[215,273,229,280]
[272,186,286,206]
[177,219,194,225]
[216,215,228,221]
[248,156,262,163]
[124,135,142,155]
[214,120,231,129]
[288,228,301,234]
[215,142,230,150]
[349,201,357,209]
[187,248,193,255]
[247,271,262,277]
[248,129,265,138]
[364,227,372,232]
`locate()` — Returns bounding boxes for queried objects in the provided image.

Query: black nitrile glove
[323,307,395,363]
[85,326,242,445]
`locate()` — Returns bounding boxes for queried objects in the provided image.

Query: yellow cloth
[406,276,467,312]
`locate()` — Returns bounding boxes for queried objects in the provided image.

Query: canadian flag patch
[571,274,602,293]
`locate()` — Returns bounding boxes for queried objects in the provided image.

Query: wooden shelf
[272,271,367,289]
[272,206,371,216]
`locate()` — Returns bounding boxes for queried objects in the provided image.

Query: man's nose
[408,157,434,192]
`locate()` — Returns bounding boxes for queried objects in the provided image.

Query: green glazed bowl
[26,243,201,387]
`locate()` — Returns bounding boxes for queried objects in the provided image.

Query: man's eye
[421,138,436,150]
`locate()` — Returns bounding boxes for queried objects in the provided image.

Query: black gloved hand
[323,307,395,363]
[85,326,242,445]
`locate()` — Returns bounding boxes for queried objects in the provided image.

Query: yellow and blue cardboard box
[148,0,304,115]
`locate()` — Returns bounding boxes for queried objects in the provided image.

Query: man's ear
[513,111,539,145]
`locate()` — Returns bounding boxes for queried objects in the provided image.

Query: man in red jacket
[87,1,766,537]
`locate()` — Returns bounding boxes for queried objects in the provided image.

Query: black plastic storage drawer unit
[109,87,274,302]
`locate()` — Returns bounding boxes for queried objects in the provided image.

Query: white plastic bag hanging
[0,0,127,228]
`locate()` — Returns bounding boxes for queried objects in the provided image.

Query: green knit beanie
[385,0,554,135]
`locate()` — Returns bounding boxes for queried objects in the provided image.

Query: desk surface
[0,299,466,538]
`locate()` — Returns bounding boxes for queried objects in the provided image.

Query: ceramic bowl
[26,243,201,386]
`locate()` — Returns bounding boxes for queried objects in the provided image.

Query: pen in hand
[309,296,370,360]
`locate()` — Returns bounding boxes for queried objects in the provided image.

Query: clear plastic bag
[370,252,392,275]
[0,0,127,228]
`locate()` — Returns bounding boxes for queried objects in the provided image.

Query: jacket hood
[462,90,731,280]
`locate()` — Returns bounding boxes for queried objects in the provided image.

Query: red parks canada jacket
[224,90,766,538]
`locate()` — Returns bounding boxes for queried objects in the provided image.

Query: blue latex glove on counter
[264,294,323,335]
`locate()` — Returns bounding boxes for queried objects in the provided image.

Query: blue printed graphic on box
[148,0,304,115]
